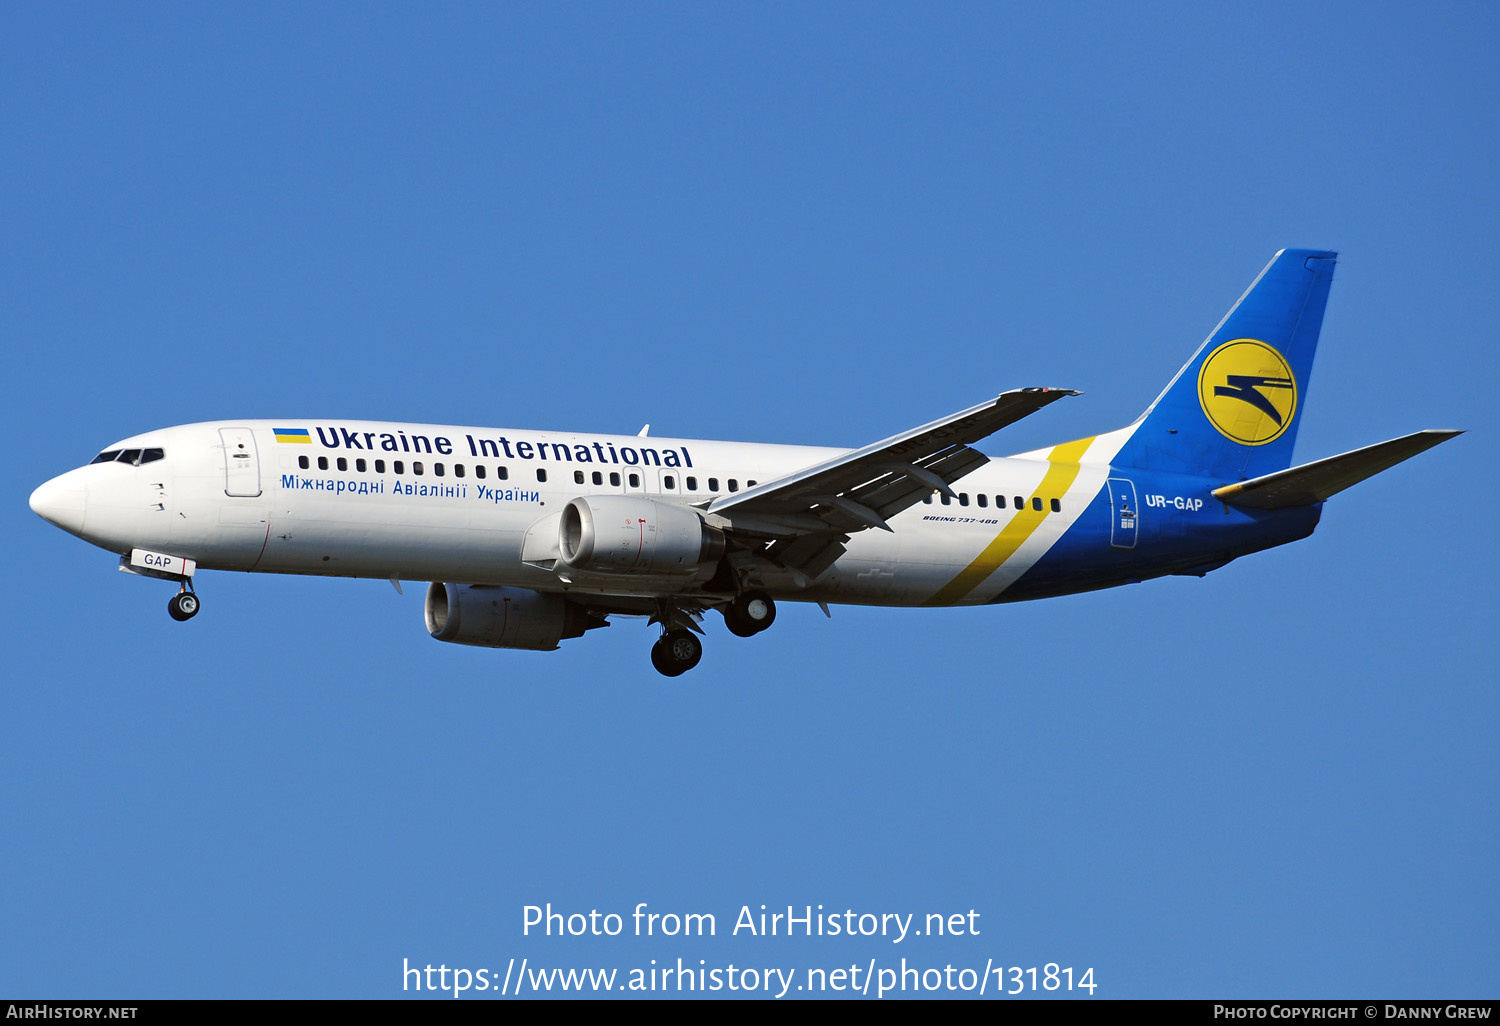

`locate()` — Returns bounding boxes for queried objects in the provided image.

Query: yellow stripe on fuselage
[923,435,1095,606]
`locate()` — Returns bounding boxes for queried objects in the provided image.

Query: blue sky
[3,2,1495,999]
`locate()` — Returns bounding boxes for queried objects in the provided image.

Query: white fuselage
[32,419,1134,608]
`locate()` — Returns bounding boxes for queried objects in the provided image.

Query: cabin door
[220,427,262,497]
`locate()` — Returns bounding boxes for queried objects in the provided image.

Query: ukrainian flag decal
[273,428,312,444]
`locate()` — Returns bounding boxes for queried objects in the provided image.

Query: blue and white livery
[29,250,1460,675]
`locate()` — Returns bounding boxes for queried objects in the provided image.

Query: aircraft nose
[29,471,88,536]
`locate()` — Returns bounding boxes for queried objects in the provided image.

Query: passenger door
[220,427,261,497]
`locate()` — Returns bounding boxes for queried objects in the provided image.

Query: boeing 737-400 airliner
[30,250,1459,675]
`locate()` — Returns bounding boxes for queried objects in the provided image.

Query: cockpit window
[90,448,164,466]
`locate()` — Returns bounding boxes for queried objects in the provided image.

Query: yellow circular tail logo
[1197,339,1297,445]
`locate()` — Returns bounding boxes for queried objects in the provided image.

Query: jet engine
[558,495,725,575]
[425,583,604,650]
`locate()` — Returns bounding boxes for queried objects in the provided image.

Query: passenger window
[318,456,329,471]
[394,461,405,474]
[434,463,445,477]
[497,466,509,480]
[337,457,348,472]
[923,493,933,504]
[628,473,640,488]
[977,494,987,508]
[356,458,367,472]
[708,478,719,491]
[1050,498,1061,512]
[1014,496,1023,509]
[574,470,585,484]
[664,475,675,489]
[537,468,547,483]
[141,448,164,464]
[413,462,424,475]
[592,471,603,485]
[941,494,951,505]
[473,465,483,479]
[728,479,738,492]
[958,493,969,507]
[1032,497,1042,511]
[298,455,310,470]
[91,450,122,464]
[686,476,698,491]
[995,495,1005,508]
[375,459,386,473]
[609,472,620,486]
[454,464,465,478]
[747,480,757,487]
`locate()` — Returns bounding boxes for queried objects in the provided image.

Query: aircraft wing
[1211,429,1461,509]
[707,387,1079,579]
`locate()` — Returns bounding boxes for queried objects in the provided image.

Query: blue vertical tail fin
[1113,249,1336,481]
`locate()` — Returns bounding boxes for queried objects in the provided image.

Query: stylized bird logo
[1214,375,1294,425]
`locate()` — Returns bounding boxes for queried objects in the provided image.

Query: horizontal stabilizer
[1212,429,1461,509]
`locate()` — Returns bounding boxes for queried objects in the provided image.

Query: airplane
[29,249,1460,676]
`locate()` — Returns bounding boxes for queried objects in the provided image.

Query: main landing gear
[651,630,703,677]
[167,583,200,621]
[722,590,776,637]
[647,592,780,677]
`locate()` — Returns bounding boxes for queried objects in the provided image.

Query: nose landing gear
[167,584,200,621]
[117,550,202,621]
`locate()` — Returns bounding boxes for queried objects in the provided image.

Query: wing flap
[762,533,848,583]
[1212,429,1461,509]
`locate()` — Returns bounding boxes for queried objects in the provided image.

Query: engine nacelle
[425,583,600,650]
[559,495,725,575]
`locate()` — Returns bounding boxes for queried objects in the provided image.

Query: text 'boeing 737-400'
[30,250,1461,675]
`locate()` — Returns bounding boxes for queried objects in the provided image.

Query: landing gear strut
[167,583,200,621]
[723,590,776,637]
[651,629,703,677]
